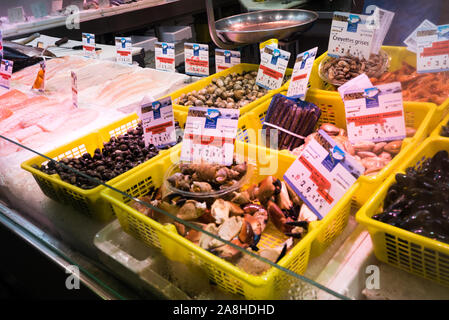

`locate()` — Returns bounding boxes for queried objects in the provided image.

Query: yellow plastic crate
[285,45,447,128]
[165,63,292,116]
[20,110,187,222]
[101,141,358,299]
[430,99,449,138]
[356,137,449,288]
[237,91,436,207]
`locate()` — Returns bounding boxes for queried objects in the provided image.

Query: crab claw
[211,238,244,263]
[258,176,281,204]
[284,221,309,239]
[267,200,290,233]
[238,220,255,246]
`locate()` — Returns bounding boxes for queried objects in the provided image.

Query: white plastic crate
[158,26,192,43]
[131,36,157,52]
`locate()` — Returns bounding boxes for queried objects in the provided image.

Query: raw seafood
[371,62,449,105]
[373,150,449,244]
[130,174,314,276]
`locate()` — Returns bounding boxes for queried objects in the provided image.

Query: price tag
[31,2,49,18]
[0,60,13,90]
[337,73,373,99]
[215,49,241,73]
[284,130,364,219]
[286,47,317,98]
[368,7,395,54]
[416,24,449,73]
[184,43,209,77]
[256,45,291,90]
[140,96,177,148]
[404,19,437,54]
[0,31,3,60]
[82,33,96,59]
[8,7,25,24]
[260,39,278,58]
[71,71,78,108]
[181,107,239,165]
[155,42,175,72]
[32,60,46,92]
[342,82,406,144]
[115,37,132,65]
[328,12,375,60]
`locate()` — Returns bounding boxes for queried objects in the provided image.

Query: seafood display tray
[165,63,292,116]
[301,45,449,127]
[357,137,449,288]
[100,141,358,299]
[20,111,187,222]
[237,90,436,207]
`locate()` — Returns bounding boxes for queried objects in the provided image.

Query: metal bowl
[215,9,318,45]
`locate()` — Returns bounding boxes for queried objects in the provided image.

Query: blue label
[224,50,231,64]
[205,109,220,129]
[152,101,162,119]
[347,14,361,33]
[162,42,168,55]
[364,87,380,108]
[321,145,345,172]
[300,52,309,69]
[271,48,281,65]
[438,24,449,40]
[193,44,200,57]
[121,38,127,48]
[3,60,12,72]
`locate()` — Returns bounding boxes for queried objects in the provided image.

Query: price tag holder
[368,7,395,54]
[342,82,406,144]
[256,45,290,90]
[82,33,96,59]
[215,49,241,73]
[140,96,177,148]
[328,12,375,60]
[284,130,364,219]
[8,7,25,24]
[404,19,437,54]
[0,60,13,90]
[184,43,209,77]
[32,60,46,92]
[71,71,78,108]
[337,73,373,99]
[416,24,449,73]
[286,47,317,98]
[181,107,239,165]
[31,1,49,18]
[115,37,132,65]
[155,42,175,72]
[0,31,3,60]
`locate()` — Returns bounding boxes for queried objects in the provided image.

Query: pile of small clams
[292,123,416,176]
[175,71,268,109]
[320,52,388,86]
[130,162,317,275]
[373,150,449,244]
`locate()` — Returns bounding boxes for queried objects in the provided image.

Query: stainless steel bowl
[215,9,318,45]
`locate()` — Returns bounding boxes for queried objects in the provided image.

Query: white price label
[286,47,317,98]
[215,49,241,73]
[155,42,175,72]
[82,33,96,59]
[328,12,375,60]
[416,24,449,73]
[284,130,363,219]
[8,7,25,24]
[404,19,437,54]
[71,71,78,108]
[343,82,406,144]
[31,2,49,18]
[368,7,395,54]
[0,60,13,90]
[256,46,290,90]
[184,43,209,76]
[337,73,373,99]
[115,37,132,65]
[181,107,239,165]
[140,96,177,148]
